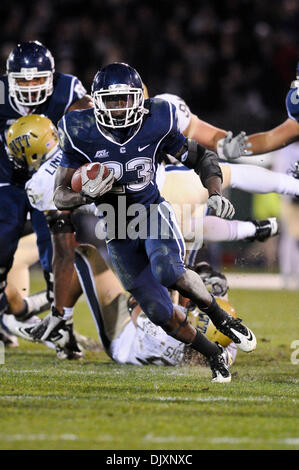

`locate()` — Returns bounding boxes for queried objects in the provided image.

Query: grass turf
[0,274,298,450]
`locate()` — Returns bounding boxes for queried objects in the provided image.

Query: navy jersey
[58,98,186,209]
[0,72,86,184]
[286,86,299,122]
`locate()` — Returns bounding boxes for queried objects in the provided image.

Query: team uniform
[0,71,86,311]
[58,99,188,326]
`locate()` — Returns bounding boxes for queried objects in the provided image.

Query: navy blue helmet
[7,41,55,106]
[91,63,146,129]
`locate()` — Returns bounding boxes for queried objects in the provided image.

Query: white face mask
[92,86,145,129]
[8,68,54,106]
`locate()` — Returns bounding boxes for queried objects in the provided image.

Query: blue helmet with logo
[91,62,146,129]
[7,41,55,106]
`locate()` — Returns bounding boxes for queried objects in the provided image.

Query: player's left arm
[173,139,235,219]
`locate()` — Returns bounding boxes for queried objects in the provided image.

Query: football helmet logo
[6,114,58,174]
[91,62,147,129]
[187,297,238,347]
[7,41,55,106]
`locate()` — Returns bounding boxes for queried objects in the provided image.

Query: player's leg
[0,186,31,344]
[30,208,54,304]
[146,200,256,355]
[7,233,39,297]
[227,162,299,196]
[107,210,231,381]
[201,215,278,243]
[5,283,50,319]
[74,244,130,354]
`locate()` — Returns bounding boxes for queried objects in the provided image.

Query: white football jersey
[25,146,62,211]
[155,93,192,191]
[155,93,191,134]
[110,313,185,366]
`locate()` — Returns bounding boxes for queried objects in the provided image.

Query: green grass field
[0,273,299,451]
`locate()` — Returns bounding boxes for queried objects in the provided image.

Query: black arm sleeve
[176,138,223,188]
[46,211,75,234]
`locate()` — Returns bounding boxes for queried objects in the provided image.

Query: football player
[48,62,258,383]
[0,40,92,339]
[4,113,267,373]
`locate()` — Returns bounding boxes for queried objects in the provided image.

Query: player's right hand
[80,164,115,199]
[30,307,66,342]
[217,131,252,160]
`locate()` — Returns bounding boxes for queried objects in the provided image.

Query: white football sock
[229,163,299,196]
[62,307,74,321]
[200,216,256,242]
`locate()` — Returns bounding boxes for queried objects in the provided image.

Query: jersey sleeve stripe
[152,100,174,171]
[63,76,76,114]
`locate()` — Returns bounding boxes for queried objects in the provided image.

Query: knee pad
[46,211,75,234]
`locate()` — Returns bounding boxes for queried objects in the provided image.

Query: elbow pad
[177,139,223,187]
[46,211,75,234]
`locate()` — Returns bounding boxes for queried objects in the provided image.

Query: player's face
[16,77,46,104]
[16,77,46,86]
[103,94,133,119]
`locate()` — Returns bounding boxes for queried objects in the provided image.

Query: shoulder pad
[62,108,96,139]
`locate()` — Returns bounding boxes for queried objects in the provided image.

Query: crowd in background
[1,0,298,130]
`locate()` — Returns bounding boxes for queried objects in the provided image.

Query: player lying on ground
[3,244,238,374]
[217,62,299,159]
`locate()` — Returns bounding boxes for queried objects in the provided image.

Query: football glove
[206,193,235,219]
[80,164,115,199]
[30,306,66,342]
[217,131,252,160]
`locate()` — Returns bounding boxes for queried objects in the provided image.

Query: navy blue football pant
[0,185,52,312]
[107,201,186,326]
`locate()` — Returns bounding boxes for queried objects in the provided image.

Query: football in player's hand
[71,162,110,193]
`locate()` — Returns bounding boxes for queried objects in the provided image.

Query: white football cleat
[217,316,257,353]
[1,314,40,341]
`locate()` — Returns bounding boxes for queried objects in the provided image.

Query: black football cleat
[217,316,256,352]
[208,344,232,383]
[247,218,279,242]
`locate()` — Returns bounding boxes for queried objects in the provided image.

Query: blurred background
[1,0,299,285]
